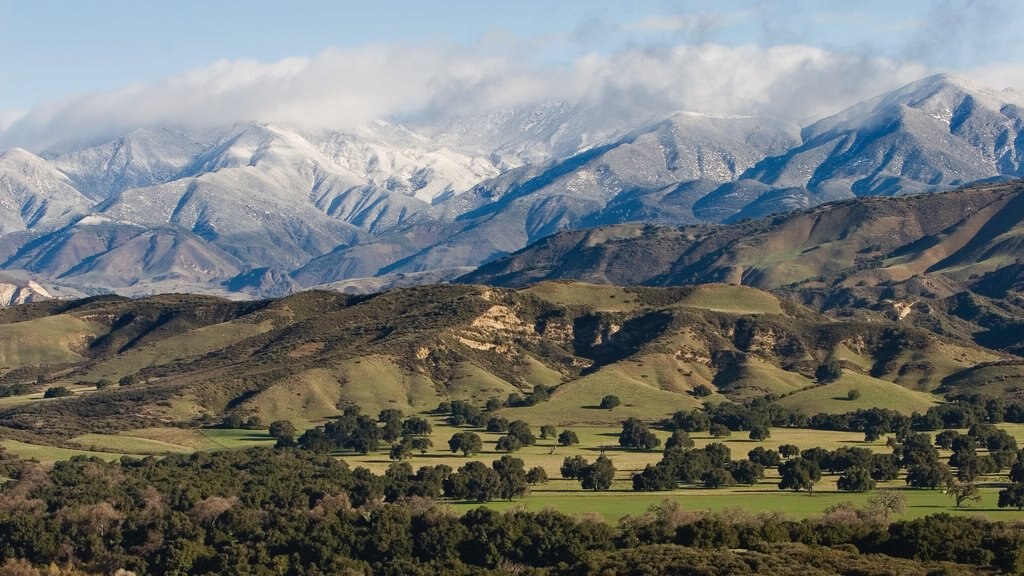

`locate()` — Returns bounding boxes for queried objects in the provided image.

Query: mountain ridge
[2,74,1023,298]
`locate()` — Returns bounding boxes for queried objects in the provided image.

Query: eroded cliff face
[0,280,52,307]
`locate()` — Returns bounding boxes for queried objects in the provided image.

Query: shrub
[43,386,73,399]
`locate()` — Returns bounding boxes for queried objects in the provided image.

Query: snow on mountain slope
[44,127,217,201]
[383,113,802,274]
[0,148,94,235]
[2,74,1024,299]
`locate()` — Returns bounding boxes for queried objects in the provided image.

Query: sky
[1,0,1023,150]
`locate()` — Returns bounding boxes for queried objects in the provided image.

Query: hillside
[460,180,1024,353]
[0,282,1005,444]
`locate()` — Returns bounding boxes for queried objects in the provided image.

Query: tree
[491,455,528,500]
[837,466,876,492]
[709,423,731,438]
[539,424,557,440]
[43,386,73,398]
[298,427,333,453]
[390,441,413,461]
[485,397,503,412]
[507,420,536,446]
[599,395,621,410]
[526,467,548,485]
[560,455,588,479]
[703,443,732,468]
[998,482,1024,510]
[691,384,714,397]
[401,417,432,436]
[444,461,500,502]
[448,432,482,456]
[119,373,140,387]
[580,455,615,490]
[748,425,771,442]
[410,437,432,454]
[631,464,677,491]
[665,429,695,450]
[268,420,296,441]
[870,453,901,481]
[728,460,764,485]
[557,429,580,446]
[778,458,821,493]
[221,414,243,429]
[486,417,510,433]
[934,430,960,450]
[671,409,711,432]
[702,467,736,489]
[847,389,862,401]
[947,480,982,508]
[865,489,906,520]
[619,417,660,450]
[379,408,404,423]
[495,435,523,453]
[244,415,263,429]
[778,444,800,459]
[1010,461,1024,483]
[747,447,781,468]
[905,461,953,489]
[815,359,842,382]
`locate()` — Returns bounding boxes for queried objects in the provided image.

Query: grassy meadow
[3,405,1022,522]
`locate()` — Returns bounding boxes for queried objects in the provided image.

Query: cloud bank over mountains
[1,42,931,151]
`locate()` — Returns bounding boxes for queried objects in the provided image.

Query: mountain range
[1,73,1023,299]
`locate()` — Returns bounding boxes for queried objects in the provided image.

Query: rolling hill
[0,282,1005,444]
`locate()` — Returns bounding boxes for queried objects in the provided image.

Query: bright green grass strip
[448,486,1024,522]
[0,440,124,464]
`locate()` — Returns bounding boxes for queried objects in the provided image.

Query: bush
[43,386,73,398]
[600,395,621,410]
[847,389,862,401]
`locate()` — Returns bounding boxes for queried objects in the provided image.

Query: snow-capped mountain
[1,74,1022,299]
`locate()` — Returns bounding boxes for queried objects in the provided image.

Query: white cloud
[0,42,932,151]
[962,62,1024,92]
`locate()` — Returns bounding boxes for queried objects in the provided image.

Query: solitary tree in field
[865,489,906,519]
[847,389,862,401]
[748,425,771,442]
[600,395,621,410]
[540,424,557,440]
[557,429,580,446]
[947,480,982,508]
[526,466,548,485]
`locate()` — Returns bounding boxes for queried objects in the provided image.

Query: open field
[448,483,1022,521]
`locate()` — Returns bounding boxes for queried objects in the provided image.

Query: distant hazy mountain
[1,74,1023,299]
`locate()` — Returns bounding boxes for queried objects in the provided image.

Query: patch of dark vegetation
[0,446,1017,575]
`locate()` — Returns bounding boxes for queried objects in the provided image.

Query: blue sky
[2,0,1022,149]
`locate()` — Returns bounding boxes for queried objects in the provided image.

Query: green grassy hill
[0,281,1010,444]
